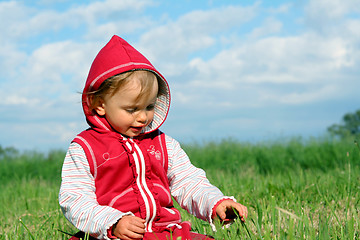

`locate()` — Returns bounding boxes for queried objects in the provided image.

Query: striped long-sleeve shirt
[59,134,234,239]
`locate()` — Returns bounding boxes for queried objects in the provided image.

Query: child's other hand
[112,215,146,239]
[215,200,248,223]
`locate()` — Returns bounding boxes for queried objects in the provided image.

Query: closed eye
[126,108,137,113]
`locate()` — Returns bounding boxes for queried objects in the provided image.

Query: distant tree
[0,145,19,160]
[327,110,360,139]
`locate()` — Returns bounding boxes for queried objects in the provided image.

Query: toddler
[59,35,247,240]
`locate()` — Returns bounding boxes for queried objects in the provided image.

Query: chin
[127,132,140,138]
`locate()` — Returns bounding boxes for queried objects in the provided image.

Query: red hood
[82,35,170,134]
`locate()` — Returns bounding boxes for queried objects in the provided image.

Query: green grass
[0,137,359,239]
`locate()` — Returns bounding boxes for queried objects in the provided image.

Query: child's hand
[215,200,248,223]
[112,215,146,239]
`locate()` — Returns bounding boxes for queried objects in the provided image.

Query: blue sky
[1,0,359,152]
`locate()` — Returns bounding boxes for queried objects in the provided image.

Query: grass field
[0,137,359,239]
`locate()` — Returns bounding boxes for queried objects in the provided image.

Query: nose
[136,110,147,124]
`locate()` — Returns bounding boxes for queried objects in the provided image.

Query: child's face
[95,76,158,137]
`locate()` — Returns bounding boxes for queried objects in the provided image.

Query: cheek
[111,111,132,125]
[148,111,155,120]
[122,113,135,123]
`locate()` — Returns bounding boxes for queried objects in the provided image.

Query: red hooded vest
[72,35,180,233]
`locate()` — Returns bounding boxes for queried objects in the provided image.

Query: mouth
[130,126,145,132]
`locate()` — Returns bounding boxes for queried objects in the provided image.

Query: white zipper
[126,139,157,232]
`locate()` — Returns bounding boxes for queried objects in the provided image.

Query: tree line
[327,109,360,139]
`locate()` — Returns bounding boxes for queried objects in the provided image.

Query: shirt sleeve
[59,142,132,240]
[165,135,236,224]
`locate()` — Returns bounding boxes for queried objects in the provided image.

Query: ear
[95,101,106,116]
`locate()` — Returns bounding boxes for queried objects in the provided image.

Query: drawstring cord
[119,137,140,154]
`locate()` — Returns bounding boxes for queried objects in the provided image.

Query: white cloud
[0,40,96,110]
[138,4,259,73]
[26,41,94,80]
[267,3,292,14]
[0,0,152,43]
[185,31,359,92]
[260,84,340,105]
[306,0,360,20]
[0,44,27,79]
[303,0,360,34]
[247,17,283,39]
[3,95,40,106]
[0,1,33,40]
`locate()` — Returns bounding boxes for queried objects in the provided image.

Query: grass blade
[19,218,35,240]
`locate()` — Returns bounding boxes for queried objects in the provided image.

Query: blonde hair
[86,70,158,113]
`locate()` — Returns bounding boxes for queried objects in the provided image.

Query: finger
[219,211,227,220]
[221,207,236,221]
[119,223,145,239]
[121,230,144,240]
[125,219,145,235]
[217,207,227,220]
[113,216,146,239]
[132,216,146,222]
[235,205,248,221]
[130,217,146,229]
[127,223,146,234]
[243,205,248,219]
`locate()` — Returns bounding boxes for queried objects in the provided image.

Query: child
[59,35,247,240]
